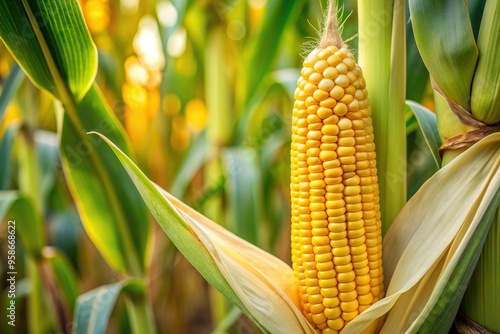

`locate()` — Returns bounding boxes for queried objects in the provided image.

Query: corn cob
[290,45,384,333]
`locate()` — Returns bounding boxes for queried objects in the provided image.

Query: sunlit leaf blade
[74,280,145,334]
[0,0,97,100]
[0,192,45,257]
[42,247,79,317]
[406,101,441,168]
[0,63,25,124]
[409,0,478,110]
[93,132,317,334]
[223,148,261,245]
[59,85,149,275]
[342,134,500,333]
[0,124,20,189]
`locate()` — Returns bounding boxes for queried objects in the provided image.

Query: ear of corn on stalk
[290,22,384,331]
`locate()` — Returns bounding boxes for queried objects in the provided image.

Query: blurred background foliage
[0,0,471,332]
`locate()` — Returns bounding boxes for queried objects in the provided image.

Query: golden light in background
[157,0,178,28]
[163,93,181,117]
[82,0,110,34]
[185,98,208,132]
[133,16,165,72]
[167,28,187,58]
[120,0,139,15]
[226,20,246,41]
[171,115,190,151]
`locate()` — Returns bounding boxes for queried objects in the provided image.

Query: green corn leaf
[0,0,97,101]
[242,0,303,105]
[170,130,211,198]
[58,85,150,275]
[0,63,25,124]
[409,0,478,110]
[0,191,45,257]
[42,247,79,318]
[74,280,145,334]
[223,147,262,245]
[0,124,20,190]
[92,132,317,334]
[406,101,442,169]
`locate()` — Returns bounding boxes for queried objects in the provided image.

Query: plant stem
[125,292,157,334]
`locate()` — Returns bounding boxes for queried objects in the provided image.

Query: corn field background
[0,0,499,333]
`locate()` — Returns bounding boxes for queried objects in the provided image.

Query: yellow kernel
[319,78,335,91]
[339,290,357,302]
[343,58,356,70]
[310,303,325,314]
[315,244,332,254]
[332,245,350,257]
[301,66,314,78]
[358,293,373,305]
[348,99,360,111]
[321,124,339,136]
[316,252,333,262]
[328,215,347,224]
[312,312,327,325]
[308,294,323,304]
[324,167,342,178]
[314,60,329,73]
[327,55,342,67]
[337,270,356,283]
[340,299,359,313]
[338,137,355,146]
[324,306,342,320]
[319,278,337,288]
[320,151,338,162]
[333,103,347,116]
[336,63,348,74]
[318,107,334,119]
[347,228,365,239]
[318,270,337,279]
[320,97,336,109]
[312,236,330,246]
[317,261,335,271]
[307,114,322,124]
[333,254,350,266]
[342,310,359,322]
[346,72,357,84]
[356,285,371,295]
[312,219,328,228]
[311,180,326,189]
[321,143,338,151]
[327,318,345,331]
[336,263,354,274]
[310,202,326,211]
[321,135,338,143]
[337,147,355,157]
[326,199,345,209]
[318,48,333,60]
[340,94,353,105]
[309,72,323,84]
[323,297,340,308]
[314,89,330,101]
[323,66,339,80]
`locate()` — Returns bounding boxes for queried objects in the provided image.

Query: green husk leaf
[409,0,478,110]
[470,0,500,124]
[342,133,500,333]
